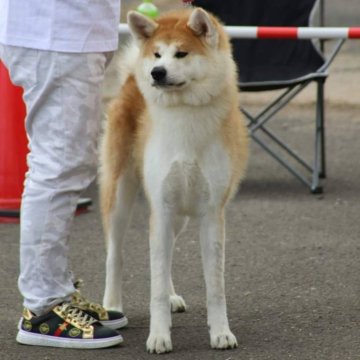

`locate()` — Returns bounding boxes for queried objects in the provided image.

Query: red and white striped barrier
[118,24,360,39]
[225,26,360,39]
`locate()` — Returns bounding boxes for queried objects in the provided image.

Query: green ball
[137,1,159,19]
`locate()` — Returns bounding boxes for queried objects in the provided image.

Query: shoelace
[57,302,97,328]
[73,280,107,314]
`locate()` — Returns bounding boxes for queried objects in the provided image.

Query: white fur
[142,98,237,354]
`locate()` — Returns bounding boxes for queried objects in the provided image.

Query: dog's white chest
[162,160,210,216]
[143,107,232,216]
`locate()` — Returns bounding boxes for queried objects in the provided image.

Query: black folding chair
[194,0,344,193]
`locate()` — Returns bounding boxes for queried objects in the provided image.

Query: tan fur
[99,75,144,233]
[221,95,249,205]
[140,9,231,57]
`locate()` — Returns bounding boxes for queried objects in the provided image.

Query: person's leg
[1,45,109,315]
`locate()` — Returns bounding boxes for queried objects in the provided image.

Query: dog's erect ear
[187,8,218,47]
[127,11,158,42]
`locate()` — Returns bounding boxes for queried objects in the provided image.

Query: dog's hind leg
[169,216,188,313]
[200,209,238,350]
[102,166,139,312]
[169,280,186,313]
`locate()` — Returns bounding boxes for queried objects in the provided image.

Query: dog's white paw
[146,332,173,354]
[210,330,238,350]
[170,294,187,313]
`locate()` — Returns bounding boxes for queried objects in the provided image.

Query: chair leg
[310,131,323,194]
[317,81,326,179]
[311,81,326,194]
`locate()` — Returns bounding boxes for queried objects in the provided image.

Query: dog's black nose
[151,67,167,82]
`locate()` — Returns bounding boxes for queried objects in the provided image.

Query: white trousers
[0,45,112,315]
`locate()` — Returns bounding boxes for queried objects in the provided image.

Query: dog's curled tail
[118,41,140,88]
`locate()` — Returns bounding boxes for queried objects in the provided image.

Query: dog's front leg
[200,209,238,350]
[146,209,174,354]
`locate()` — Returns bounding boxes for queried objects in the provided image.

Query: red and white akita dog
[99,7,248,354]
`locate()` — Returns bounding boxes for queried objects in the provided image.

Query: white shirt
[0,0,121,52]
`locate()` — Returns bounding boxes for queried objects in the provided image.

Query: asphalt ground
[2,103,360,360]
[1,1,360,359]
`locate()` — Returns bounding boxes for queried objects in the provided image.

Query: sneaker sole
[16,329,123,349]
[100,316,128,330]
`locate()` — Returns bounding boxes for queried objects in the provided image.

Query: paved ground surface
[1,1,360,359]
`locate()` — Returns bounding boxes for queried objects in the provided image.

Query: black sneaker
[71,280,128,330]
[16,303,123,349]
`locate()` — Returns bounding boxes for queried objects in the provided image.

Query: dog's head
[127,8,236,106]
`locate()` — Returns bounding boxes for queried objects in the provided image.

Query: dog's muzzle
[151,66,186,88]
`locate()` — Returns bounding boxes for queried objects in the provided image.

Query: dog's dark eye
[154,52,161,58]
[175,51,188,59]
